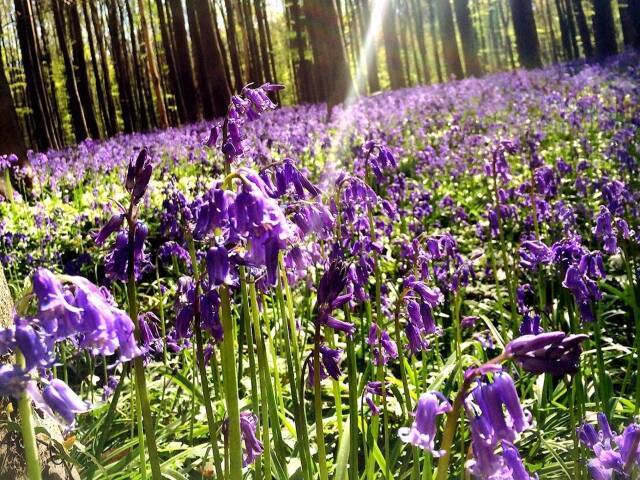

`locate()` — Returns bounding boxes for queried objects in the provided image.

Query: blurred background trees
[0,0,637,153]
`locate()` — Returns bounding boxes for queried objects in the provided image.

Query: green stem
[16,351,41,480]
[346,318,359,480]
[313,326,329,480]
[220,285,244,480]
[128,276,163,480]
[249,281,273,479]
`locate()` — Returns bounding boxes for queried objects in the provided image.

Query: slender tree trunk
[15,0,59,150]
[0,42,27,188]
[454,0,482,76]
[52,0,90,142]
[192,0,230,118]
[167,0,199,122]
[68,1,100,138]
[303,0,353,112]
[123,0,152,130]
[155,0,185,123]
[382,0,407,88]
[564,0,580,59]
[543,0,559,63]
[509,0,542,68]
[137,0,169,127]
[572,0,594,56]
[428,0,444,82]
[107,0,135,132]
[592,0,618,58]
[555,0,574,60]
[411,0,431,83]
[82,0,111,136]
[360,0,381,92]
[90,2,118,135]
[223,0,244,90]
[438,0,464,79]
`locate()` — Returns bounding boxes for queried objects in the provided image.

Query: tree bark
[438,0,464,79]
[137,0,169,127]
[592,0,618,58]
[509,0,542,68]
[52,0,90,142]
[572,0,594,56]
[223,0,244,90]
[82,0,112,136]
[411,0,430,83]
[14,0,59,150]
[360,0,381,92]
[0,43,27,198]
[68,1,100,138]
[303,0,353,111]
[192,0,231,118]
[382,0,406,89]
[454,0,482,76]
[167,0,199,122]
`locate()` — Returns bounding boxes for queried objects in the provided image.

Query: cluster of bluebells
[96,149,154,282]
[519,235,606,322]
[0,268,141,426]
[464,369,535,479]
[403,275,443,355]
[579,413,640,479]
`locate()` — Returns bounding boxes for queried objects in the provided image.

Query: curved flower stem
[187,236,223,477]
[248,281,272,479]
[220,285,244,480]
[313,324,329,480]
[346,310,359,480]
[127,276,163,480]
[435,353,507,480]
[16,350,41,480]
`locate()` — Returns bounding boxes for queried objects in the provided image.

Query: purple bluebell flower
[126,149,153,202]
[506,330,587,376]
[95,214,125,245]
[580,413,640,479]
[367,323,398,366]
[0,365,29,398]
[398,391,451,455]
[315,261,355,335]
[14,323,55,371]
[238,411,264,466]
[42,379,90,426]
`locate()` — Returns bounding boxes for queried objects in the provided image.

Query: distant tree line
[0,0,638,157]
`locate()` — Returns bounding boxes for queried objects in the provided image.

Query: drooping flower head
[398,391,451,456]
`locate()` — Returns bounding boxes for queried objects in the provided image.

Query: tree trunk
[555,0,574,60]
[454,0,482,76]
[137,0,169,128]
[123,0,152,130]
[52,0,90,142]
[592,0,618,58]
[192,0,230,118]
[155,0,185,123]
[167,0,199,122]
[82,0,111,136]
[0,44,28,198]
[68,1,100,138]
[106,0,135,132]
[572,0,594,56]
[411,0,431,83]
[14,0,59,150]
[428,0,444,82]
[438,0,464,79]
[360,0,381,92]
[382,0,406,88]
[223,0,244,90]
[303,0,353,111]
[509,0,542,68]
